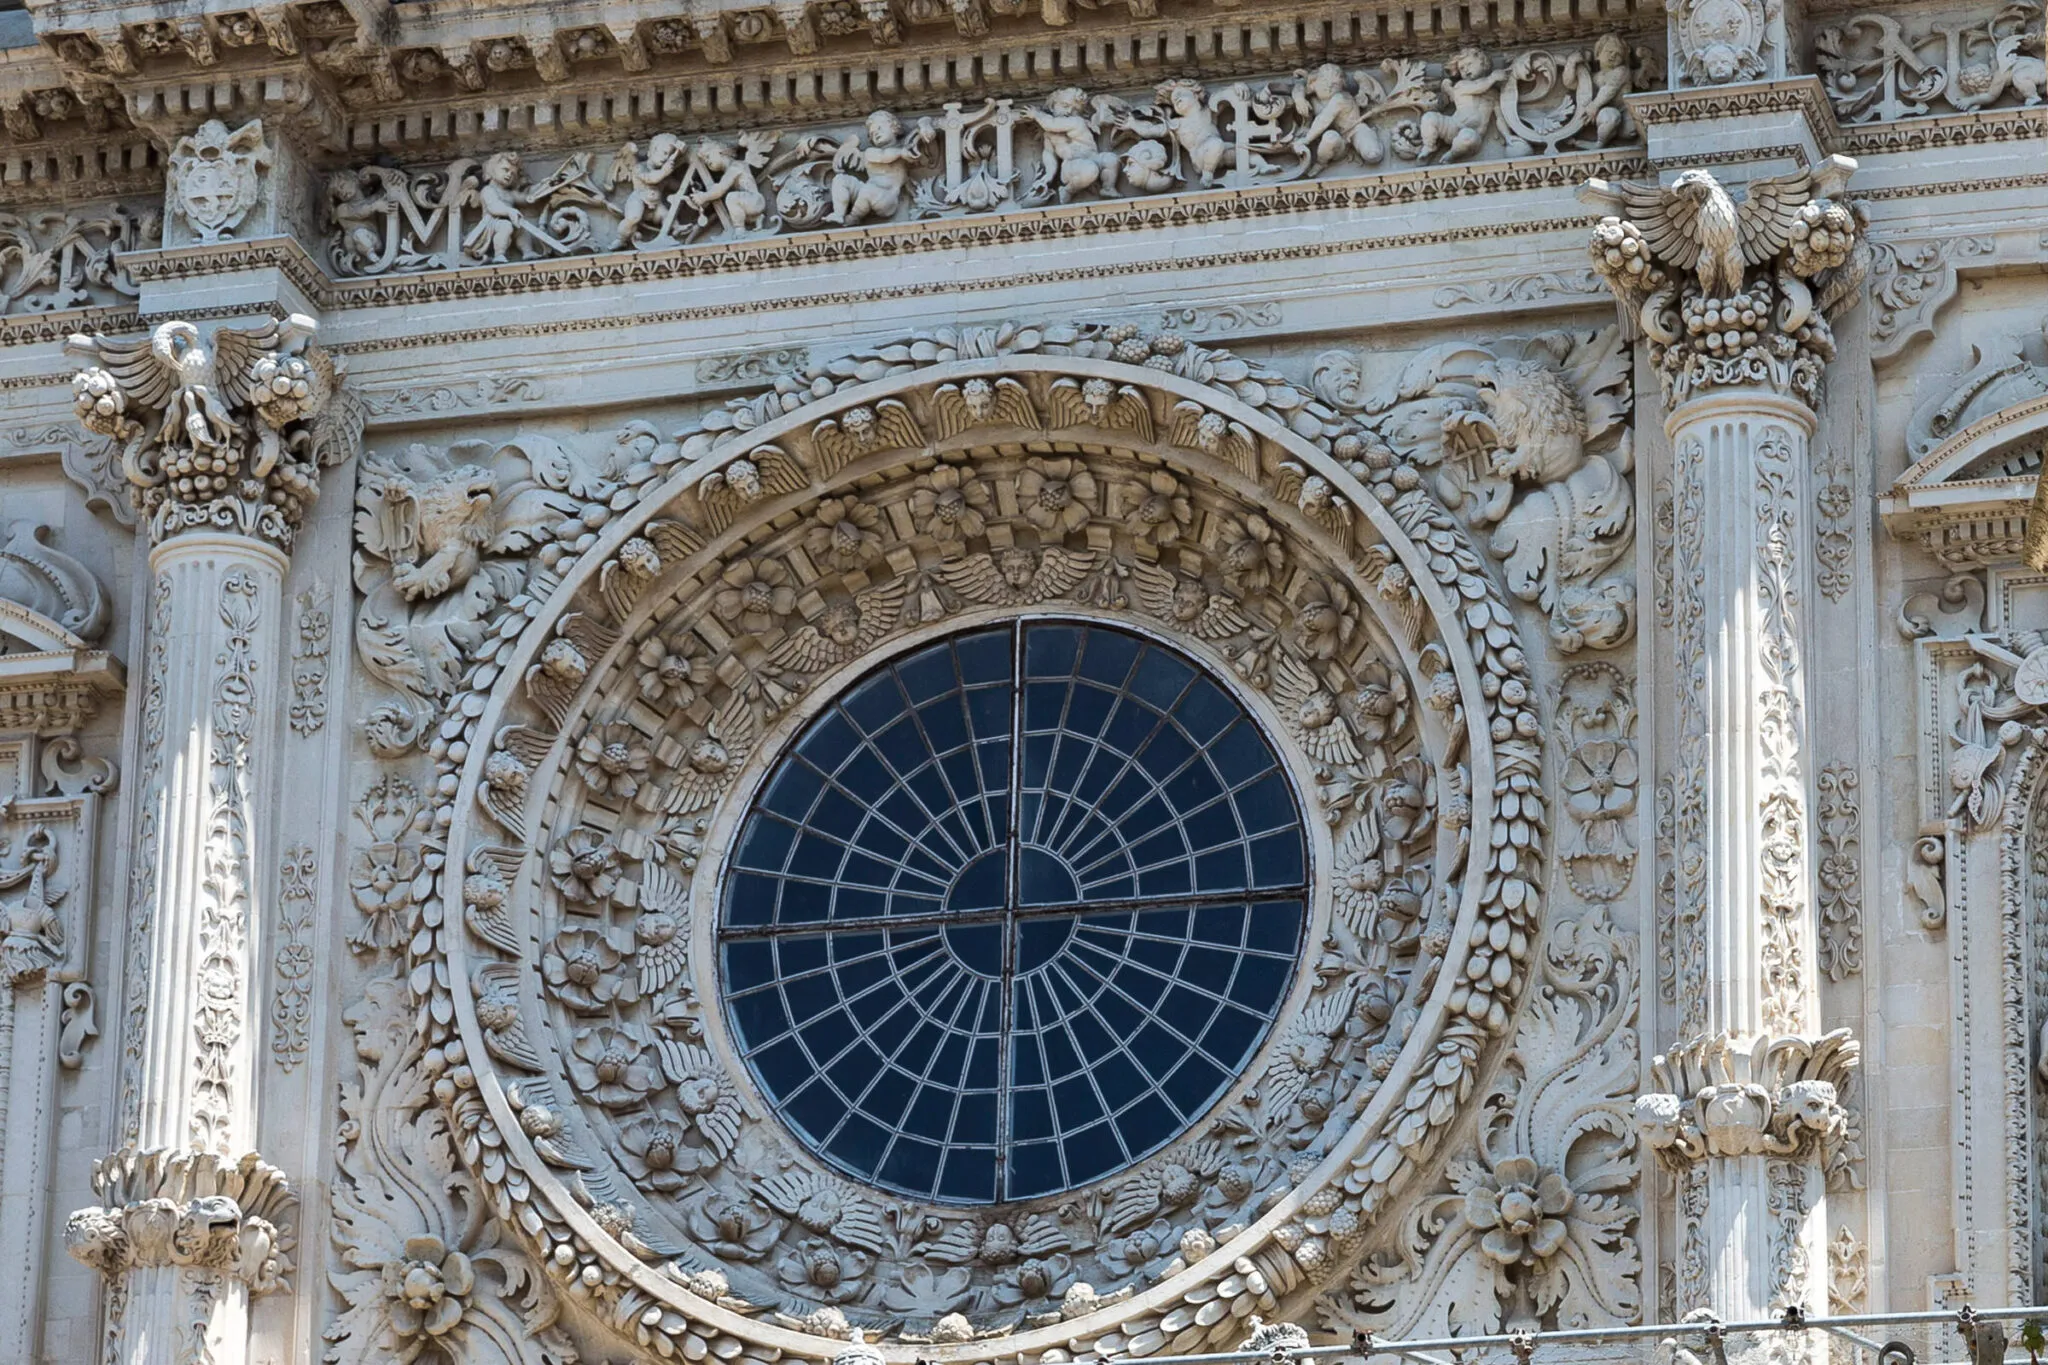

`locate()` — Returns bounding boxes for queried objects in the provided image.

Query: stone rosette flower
[540,927,638,1013]
[549,828,622,906]
[1126,469,1193,546]
[1218,513,1285,592]
[714,558,797,633]
[1462,1155,1572,1266]
[637,631,711,708]
[566,1025,662,1108]
[348,840,421,953]
[805,495,883,570]
[1562,737,1639,852]
[1018,457,1098,536]
[575,720,652,801]
[690,1191,782,1260]
[1294,578,1358,660]
[619,1110,692,1192]
[909,463,991,543]
[381,1235,474,1358]
[993,1252,1074,1308]
[777,1237,872,1304]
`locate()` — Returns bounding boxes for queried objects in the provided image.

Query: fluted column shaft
[106,531,285,1364]
[1664,391,1829,1325]
[1667,391,1819,1048]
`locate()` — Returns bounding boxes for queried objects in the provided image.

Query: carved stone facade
[0,0,2042,1361]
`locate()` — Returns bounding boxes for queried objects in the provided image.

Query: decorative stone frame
[415,343,1553,1362]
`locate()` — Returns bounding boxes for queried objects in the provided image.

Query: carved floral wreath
[396,322,1548,1364]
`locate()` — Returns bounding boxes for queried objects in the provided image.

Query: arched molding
[382,337,1554,1365]
[1882,391,2048,571]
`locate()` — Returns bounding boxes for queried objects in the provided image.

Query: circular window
[719,621,1309,1204]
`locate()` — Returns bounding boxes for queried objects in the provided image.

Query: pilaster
[57,304,354,1362]
[1583,81,1870,1338]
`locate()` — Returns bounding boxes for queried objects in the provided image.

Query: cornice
[1861,172,2048,202]
[7,0,1653,152]
[0,134,162,203]
[119,233,330,300]
[0,647,125,738]
[0,305,140,346]
[1626,75,1843,151]
[1839,104,2048,157]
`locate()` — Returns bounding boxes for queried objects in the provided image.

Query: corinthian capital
[1580,157,1869,409]
[65,316,362,551]
[1635,1028,1860,1171]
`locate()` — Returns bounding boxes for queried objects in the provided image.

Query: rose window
[720,621,1308,1204]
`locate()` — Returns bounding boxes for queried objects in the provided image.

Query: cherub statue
[608,133,687,247]
[326,168,393,272]
[1566,34,1635,147]
[1124,78,1266,184]
[827,110,933,225]
[465,151,532,262]
[1291,63,1385,170]
[1417,46,1506,162]
[1025,87,1122,201]
[687,134,775,234]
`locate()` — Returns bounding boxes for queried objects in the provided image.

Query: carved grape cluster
[250,352,317,426]
[70,367,127,436]
[1788,199,1857,278]
[1680,279,1771,356]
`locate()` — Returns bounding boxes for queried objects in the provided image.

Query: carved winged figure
[353,438,590,745]
[67,314,329,482]
[1580,157,1857,298]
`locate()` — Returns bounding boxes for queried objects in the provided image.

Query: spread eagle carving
[67,315,351,487]
[1579,156,1857,299]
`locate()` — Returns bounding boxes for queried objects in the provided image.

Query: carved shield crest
[168,118,271,242]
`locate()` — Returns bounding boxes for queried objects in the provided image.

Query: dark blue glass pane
[720,622,1309,1202]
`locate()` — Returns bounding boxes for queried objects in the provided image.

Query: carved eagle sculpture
[1579,156,1855,299]
[66,315,328,477]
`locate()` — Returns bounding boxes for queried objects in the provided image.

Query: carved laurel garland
[378,324,1553,1363]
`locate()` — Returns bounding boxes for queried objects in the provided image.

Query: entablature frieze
[9,0,1661,150]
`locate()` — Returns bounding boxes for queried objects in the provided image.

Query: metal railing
[1101,1308,2048,1365]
